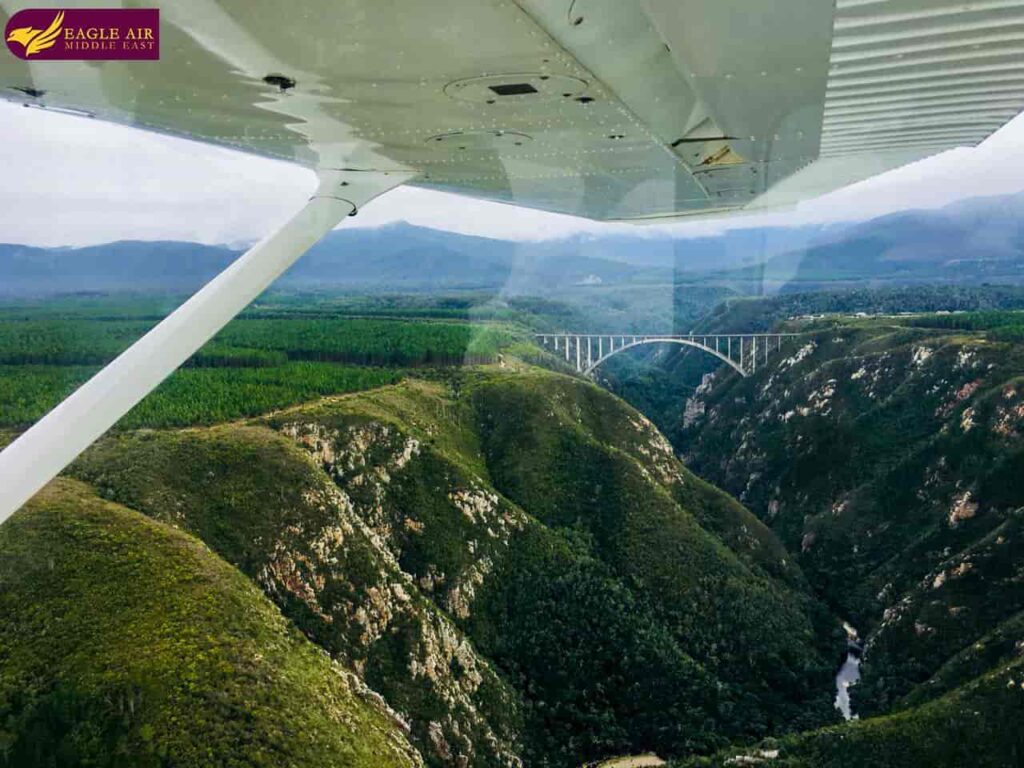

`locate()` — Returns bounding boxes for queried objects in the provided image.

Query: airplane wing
[3,0,1021,222]
[3,0,1024,521]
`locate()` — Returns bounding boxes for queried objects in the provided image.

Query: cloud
[1,100,1023,247]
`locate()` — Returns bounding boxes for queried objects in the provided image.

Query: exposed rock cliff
[681,315,1024,724]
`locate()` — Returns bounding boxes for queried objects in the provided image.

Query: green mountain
[597,285,1024,459]
[11,366,841,767]
[0,224,666,298]
[0,479,421,768]
[674,308,1024,764]
[676,661,1024,767]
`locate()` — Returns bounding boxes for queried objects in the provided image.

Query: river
[834,622,862,721]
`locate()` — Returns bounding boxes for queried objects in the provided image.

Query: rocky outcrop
[271,418,525,768]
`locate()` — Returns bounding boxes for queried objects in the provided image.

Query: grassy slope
[67,368,835,767]
[0,479,419,768]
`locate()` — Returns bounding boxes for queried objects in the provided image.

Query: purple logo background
[5,8,159,60]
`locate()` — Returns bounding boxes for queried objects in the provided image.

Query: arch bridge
[535,332,797,377]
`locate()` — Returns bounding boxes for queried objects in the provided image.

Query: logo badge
[5,8,159,60]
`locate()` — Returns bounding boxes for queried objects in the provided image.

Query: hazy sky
[2,99,1024,248]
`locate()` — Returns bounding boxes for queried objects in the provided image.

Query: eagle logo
[6,11,64,57]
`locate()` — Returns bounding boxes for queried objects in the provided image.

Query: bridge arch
[584,337,747,377]
[536,332,791,378]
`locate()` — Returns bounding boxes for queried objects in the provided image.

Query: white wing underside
[1,0,1022,222]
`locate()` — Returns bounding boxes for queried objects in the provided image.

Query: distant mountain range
[3,192,1024,297]
[0,224,669,297]
[735,192,1024,287]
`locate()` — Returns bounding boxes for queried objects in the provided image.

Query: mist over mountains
[3,192,1024,297]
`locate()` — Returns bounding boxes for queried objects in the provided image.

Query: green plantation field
[0,357,403,430]
[0,316,514,368]
[0,298,519,430]
[214,318,512,365]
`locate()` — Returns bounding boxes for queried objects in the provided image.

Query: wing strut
[0,169,412,524]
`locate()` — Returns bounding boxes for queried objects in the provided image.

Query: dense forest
[0,316,514,368]
[0,304,521,429]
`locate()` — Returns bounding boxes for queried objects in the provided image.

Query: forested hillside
[599,285,1024,450]
[9,367,841,767]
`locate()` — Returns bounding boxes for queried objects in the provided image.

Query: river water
[834,622,862,721]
